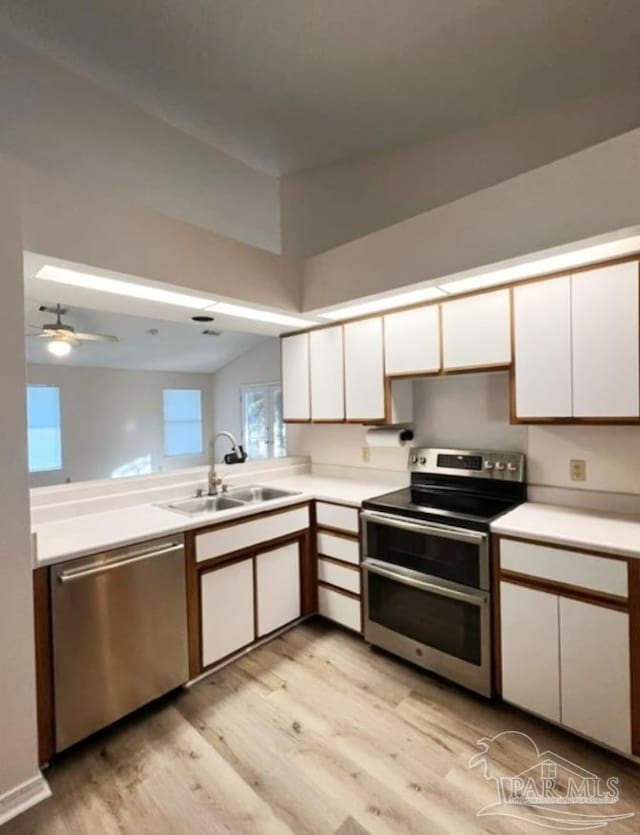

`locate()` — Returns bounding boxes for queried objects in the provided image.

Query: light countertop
[491,501,640,559]
[32,474,398,567]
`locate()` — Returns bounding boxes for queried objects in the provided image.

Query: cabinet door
[441,289,511,370]
[201,558,254,667]
[384,305,440,376]
[281,333,310,421]
[559,598,631,753]
[571,262,639,418]
[310,326,344,421]
[513,277,572,418]
[256,541,301,637]
[500,582,560,722]
[344,317,385,421]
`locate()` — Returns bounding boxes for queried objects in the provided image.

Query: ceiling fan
[27,304,119,357]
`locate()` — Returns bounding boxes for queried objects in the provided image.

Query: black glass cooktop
[363,484,525,531]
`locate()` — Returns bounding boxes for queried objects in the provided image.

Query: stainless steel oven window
[361,510,489,590]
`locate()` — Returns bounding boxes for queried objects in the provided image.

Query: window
[163,389,204,456]
[27,385,62,472]
[241,383,286,460]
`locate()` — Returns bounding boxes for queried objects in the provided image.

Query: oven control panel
[408,448,526,482]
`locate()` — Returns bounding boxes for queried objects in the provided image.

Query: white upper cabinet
[571,262,639,418]
[344,317,386,421]
[559,597,631,753]
[441,289,511,370]
[281,333,310,421]
[310,326,345,421]
[513,276,572,418]
[384,305,441,376]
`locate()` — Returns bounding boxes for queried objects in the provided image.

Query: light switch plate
[570,459,586,481]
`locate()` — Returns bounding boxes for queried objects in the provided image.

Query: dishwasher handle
[58,542,183,584]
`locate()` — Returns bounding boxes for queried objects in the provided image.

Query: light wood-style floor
[6,620,640,834]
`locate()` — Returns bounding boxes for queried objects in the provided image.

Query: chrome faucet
[208,432,241,495]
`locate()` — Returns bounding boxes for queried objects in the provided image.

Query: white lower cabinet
[201,558,255,667]
[500,582,560,722]
[256,541,301,637]
[500,579,632,754]
[559,598,631,753]
[318,585,361,632]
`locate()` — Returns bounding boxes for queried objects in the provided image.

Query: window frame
[240,382,286,461]
[26,384,63,473]
[162,388,205,458]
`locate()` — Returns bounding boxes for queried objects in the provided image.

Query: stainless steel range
[361,447,526,697]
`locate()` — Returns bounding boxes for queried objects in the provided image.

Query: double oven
[361,448,526,697]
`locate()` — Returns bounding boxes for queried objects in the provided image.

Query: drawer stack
[315,501,362,632]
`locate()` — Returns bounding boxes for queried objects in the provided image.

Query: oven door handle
[364,560,488,606]
[360,509,487,546]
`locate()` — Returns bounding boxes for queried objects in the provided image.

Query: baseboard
[0,772,51,827]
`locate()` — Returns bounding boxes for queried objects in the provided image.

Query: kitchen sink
[225,485,299,503]
[162,496,246,516]
[160,485,299,516]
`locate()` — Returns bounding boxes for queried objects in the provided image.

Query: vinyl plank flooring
[6,620,640,835]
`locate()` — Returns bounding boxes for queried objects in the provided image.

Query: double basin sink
[161,485,299,517]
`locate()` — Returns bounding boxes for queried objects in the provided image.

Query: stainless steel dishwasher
[50,534,189,752]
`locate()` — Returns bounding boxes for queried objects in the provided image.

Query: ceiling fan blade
[73,332,119,343]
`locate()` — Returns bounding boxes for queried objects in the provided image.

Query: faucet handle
[195,487,205,498]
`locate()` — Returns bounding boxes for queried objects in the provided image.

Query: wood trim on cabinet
[316,525,360,542]
[33,567,55,765]
[628,559,640,756]
[317,553,361,572]
[491,535,502,698]
[440,362,511,376]
[317,580,361,601]
[498,569,629,612]
[300,526,317,616]
[185,537,201,680]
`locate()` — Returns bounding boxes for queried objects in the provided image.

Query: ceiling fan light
[47,338,72,357]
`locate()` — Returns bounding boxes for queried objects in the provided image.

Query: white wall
[287,371,640,501]
[282,96,640,257]
[302,128,640,310]
[0,164,41,812]
[211,338,281,447]
[14,158,301,312]
[27,365,214,486]
[0,34,281,253]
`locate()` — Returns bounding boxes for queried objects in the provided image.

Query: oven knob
[484,460,494,470]
[410,455,418,464]
[495,461,506,471]
[419,456,426,465]
[507,461,518,472]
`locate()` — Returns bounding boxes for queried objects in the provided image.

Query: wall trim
[0,773,51,827]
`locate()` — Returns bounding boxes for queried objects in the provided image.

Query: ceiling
[25,301,268,373]
[3,0,640,175]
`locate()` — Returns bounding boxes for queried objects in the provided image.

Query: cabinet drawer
[317,531,360,565]
[500,538,628,598]
[316,502,359,534]
[196,506,309,562]
[318,558,361,595]
[318,586,361,632]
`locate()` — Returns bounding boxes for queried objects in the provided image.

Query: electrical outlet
[361,446,370,463]
[570,459,586,482]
